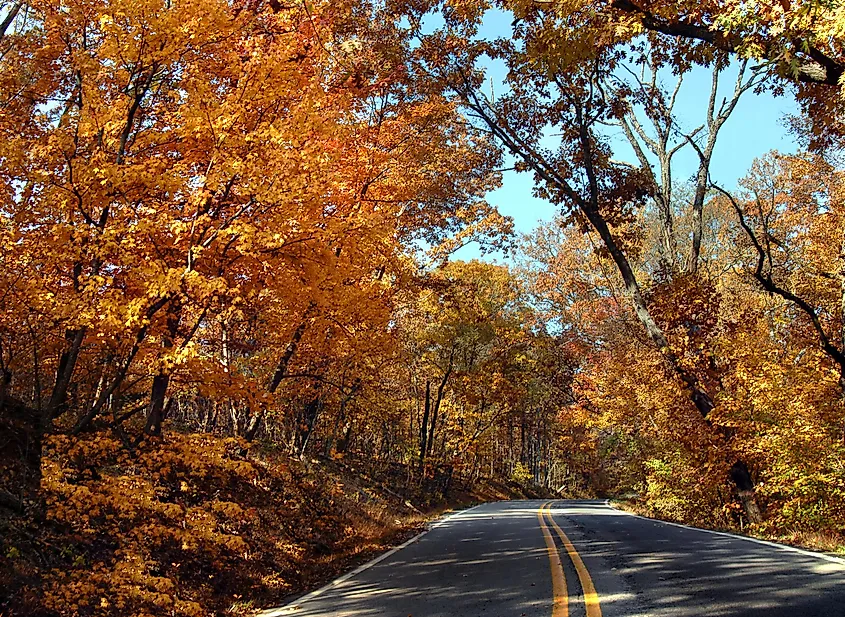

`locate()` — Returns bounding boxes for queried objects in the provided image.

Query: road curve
[260,500,845,617]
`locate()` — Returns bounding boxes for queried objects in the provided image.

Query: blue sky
[452,10,801,262]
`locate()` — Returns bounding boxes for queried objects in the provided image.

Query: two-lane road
[261,500,845,617]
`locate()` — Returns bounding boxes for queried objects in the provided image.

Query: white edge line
[603,498,845,566]
[257,503,487,616]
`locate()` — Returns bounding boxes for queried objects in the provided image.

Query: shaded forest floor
[610,497,845,557]
[0,431,548,617]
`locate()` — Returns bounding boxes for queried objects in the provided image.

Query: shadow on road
[262,500,845,617]
[551,500,845,617]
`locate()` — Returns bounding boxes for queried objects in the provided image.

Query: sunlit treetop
[394,0,845,149]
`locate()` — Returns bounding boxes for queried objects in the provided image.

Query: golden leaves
[38,432,261,616]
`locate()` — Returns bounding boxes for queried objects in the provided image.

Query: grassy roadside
[608,496,845,558]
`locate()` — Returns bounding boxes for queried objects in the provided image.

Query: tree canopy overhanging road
[6,0,845,614]
[261,501,845,617]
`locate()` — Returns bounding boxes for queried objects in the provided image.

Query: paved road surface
[260,500,845,617]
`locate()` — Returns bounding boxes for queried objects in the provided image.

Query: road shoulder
[606,499,845,565]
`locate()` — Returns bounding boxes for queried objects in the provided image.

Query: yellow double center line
[537,502,602,617]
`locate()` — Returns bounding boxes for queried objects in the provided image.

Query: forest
[1,0,844,615]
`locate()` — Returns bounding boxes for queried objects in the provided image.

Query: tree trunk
[143,373,170,436]
[730,461,763,524]
[45,327,86,424]
[325,385,359,455]
[144,302,180,436]
[267,306,313,394]
[427,349,455,458]
[0,394,37,513]
[13,326,87,514]
[242,305,313,444]
[840,227,845,444]
[337,421,353,453]
[688,160,709,273]
[419,380,431,470]
[296,395,321,458]
[243,408,264,442]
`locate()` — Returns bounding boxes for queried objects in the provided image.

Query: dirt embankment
[1,432,545,617]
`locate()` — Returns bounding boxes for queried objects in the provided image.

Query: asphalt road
[260,500,845,617]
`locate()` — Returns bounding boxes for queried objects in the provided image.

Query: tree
[505,0,845,147]
[607,55,762,273]
[717,153,845,394]
[0,0,509,510]
[403,3,771,517]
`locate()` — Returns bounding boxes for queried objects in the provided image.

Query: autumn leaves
[405,0,845,531]
[1,0,845,614]
[0,0,508,455]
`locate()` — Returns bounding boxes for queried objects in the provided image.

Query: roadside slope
[0,431,540,617]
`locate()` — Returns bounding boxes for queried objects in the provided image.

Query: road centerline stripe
[538,502,569,617]
[546,503,603,617]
